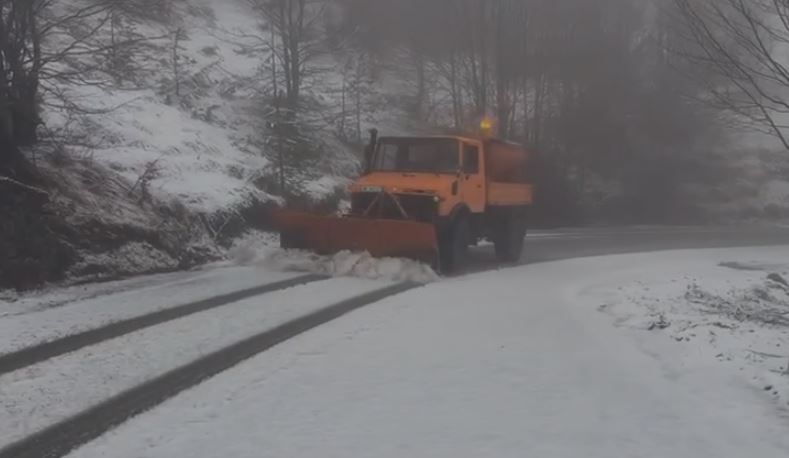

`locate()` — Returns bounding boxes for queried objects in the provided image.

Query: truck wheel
[494,214,526,263]
[280,232,294,249]
[440,217,470,274]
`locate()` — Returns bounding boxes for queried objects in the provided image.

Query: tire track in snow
[0,275,324,376]
[0,282,419,458]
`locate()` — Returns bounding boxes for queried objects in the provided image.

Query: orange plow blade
[272,211,439,264]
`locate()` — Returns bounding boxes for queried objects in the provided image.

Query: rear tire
[439,216,470,274]
[494,212,527,263]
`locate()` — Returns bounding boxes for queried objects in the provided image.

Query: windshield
[372,138,459,174]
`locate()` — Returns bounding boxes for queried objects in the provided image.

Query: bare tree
[673,0,789,151]
[249,0,326,107]
[1,0,46,157]
[1,0,164,179]
[171,27,186,99]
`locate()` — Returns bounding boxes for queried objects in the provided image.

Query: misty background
[2,0,789,289]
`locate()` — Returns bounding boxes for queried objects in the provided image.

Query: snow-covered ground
[0,239,438,356]
[0,275,394,448]
[0,263,300,355]
[593,254,789,406]
[0,237,443,449]
[66,246,789,458]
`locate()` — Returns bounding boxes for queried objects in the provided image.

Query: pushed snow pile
[225,231,439,283]
[263,250,440,284]
[227,231,281,266]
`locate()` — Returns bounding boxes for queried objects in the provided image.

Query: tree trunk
[521,77,531,145]
[340,73,347,139]
[533,74,545,149]
[477,0,488,116]
[450,52,463,129]
[355,63,362,142]
[274,94,286,195]
[414,50,426,120]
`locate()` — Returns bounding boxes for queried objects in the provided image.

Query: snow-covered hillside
[16,0,418,286]
[46,0,336,214]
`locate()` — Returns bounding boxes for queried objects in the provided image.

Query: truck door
[460,141,486,213]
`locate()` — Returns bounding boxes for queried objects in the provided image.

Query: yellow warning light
[480,117,494,137]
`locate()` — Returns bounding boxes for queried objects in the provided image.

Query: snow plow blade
[273,211,438,264]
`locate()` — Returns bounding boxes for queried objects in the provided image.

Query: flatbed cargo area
[488,182,534,206]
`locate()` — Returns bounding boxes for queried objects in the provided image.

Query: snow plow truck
[272,125,534,273]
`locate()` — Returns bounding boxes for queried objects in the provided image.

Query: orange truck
[273,128,534,272]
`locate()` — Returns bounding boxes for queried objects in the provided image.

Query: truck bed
[487,182,533,206]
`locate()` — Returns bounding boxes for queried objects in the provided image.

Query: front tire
[439,217,470,274]
[494,212,527,263]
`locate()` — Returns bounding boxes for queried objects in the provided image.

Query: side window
[463,144,480,174]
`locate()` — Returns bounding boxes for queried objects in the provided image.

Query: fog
[322,0,788,224]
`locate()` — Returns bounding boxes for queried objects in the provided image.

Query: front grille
[351,192,437,222]
[398,194,438,222]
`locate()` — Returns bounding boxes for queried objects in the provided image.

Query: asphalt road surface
[465,224,789,272]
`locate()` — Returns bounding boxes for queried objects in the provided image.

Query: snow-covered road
[0,265,302,354]
[65,246,789,458]
[0,277,393,447]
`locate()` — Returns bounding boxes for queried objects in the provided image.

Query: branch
[0,175,49,197]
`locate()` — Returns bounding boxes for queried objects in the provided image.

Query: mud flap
[273,211,439,264]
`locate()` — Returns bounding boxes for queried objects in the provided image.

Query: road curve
[63,245,789,458]
[464,224,789,273]
[5,224,789,458]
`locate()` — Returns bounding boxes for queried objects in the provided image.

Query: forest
[2,0,789,287]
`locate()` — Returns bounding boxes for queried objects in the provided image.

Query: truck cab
[351,132,534,271]
[351,136,485,221]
